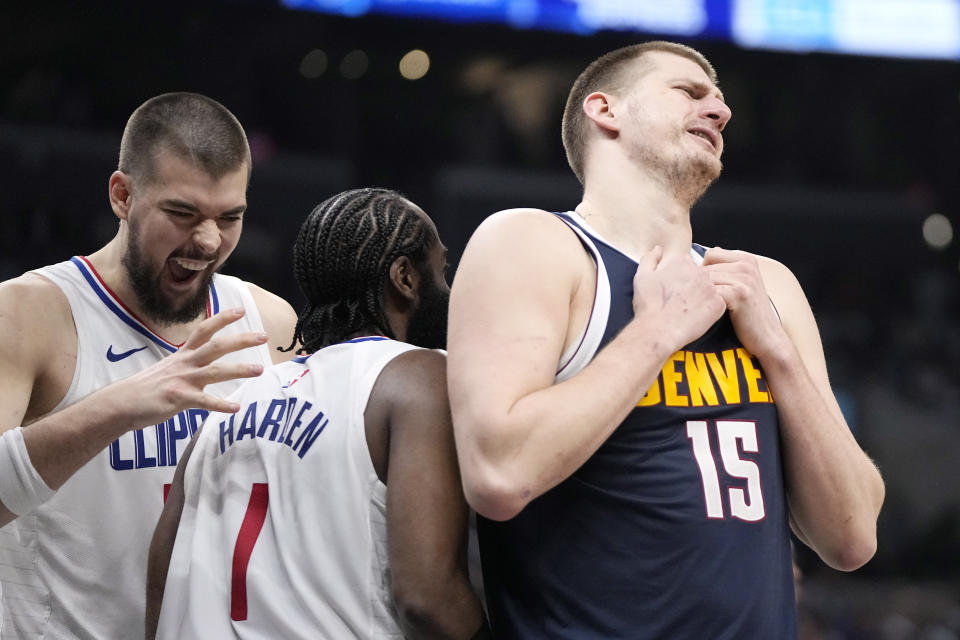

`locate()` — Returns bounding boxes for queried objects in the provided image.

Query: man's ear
[387,255,420,304]
[583,91,620,134]
[109,171,134,221]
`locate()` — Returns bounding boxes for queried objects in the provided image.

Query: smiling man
[0,93,296,639]
[448,41,885,638]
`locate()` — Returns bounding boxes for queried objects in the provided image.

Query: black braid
[280,188,432,354]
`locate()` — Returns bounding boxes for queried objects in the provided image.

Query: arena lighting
[282,0,960,60]
[299,49,329,78]
[922,213,954,250]
[340,49,369,79]
[732,0,960,59]
[399,49,430,80]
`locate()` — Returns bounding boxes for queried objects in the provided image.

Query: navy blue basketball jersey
[478,212,797,639]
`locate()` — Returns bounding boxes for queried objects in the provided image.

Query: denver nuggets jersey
[157,337,419,639]
[0,257,271,640]
[478,212,797,639]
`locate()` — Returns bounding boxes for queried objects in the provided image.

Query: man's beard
[661,148,722,208]
[626,103,722,207]
[631,134,722,208]
[122,221,216,326]
[405,274,449,351]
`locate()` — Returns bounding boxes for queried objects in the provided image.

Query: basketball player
[0,93,297,639]
[447,42,885,638]
[147,188,487,639]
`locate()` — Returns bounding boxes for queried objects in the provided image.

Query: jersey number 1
[686,420,765,521]
[231,483,269,621]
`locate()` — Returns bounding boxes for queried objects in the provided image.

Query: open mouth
[167,257,213,285]
[687,128,718,152]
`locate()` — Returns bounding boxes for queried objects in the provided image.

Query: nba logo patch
[282,369,309,389]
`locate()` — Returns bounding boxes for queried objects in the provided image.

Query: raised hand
[632,246,726,351]
[116,308,268,427]
[14,308,269,498]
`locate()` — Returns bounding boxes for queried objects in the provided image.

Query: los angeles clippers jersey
[156,337,420,639]
[0,257,271,640]
[478,212,797,639]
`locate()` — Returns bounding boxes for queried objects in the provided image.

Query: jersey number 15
[687,420,765,521]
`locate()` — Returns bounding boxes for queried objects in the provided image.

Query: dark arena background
[2,2,959,637]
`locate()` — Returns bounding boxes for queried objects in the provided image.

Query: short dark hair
[118,92,251,187]
[561,41,717,185]
[284,188,435,353]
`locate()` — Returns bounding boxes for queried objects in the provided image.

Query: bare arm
[0,275,62,524]
[704,248,884,571]
[448,210,726,520]
[0,302,267,526]
[373,349,484,639]
[246,282,298,364]
[145,426,202,640]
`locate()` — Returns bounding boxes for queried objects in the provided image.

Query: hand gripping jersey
[157,337,420,639]
[478,213,797,639]
[0,257,272,640]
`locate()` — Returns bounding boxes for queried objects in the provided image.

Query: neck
[86,234,139,312]
[343,327,390,341]
[85,233,207,343]
[576,160,694,260]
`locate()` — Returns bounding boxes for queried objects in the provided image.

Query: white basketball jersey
[0,257,272,639]
[157,337,419,640]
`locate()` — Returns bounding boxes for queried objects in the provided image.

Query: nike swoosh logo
[106,345,148,362]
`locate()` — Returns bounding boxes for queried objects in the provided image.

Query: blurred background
[1,1,958,637]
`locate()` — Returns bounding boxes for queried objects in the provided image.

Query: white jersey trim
[554,212,610,383]
[552,212,709,382]
[67,255,220,352]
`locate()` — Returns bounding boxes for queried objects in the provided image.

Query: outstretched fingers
[180,308,269,366]
[197,361,265,390]
[192,331,270,367]
[187,390,245,415]
[149,357,264,418]
[181,307,247,349]
[181,308,265,351]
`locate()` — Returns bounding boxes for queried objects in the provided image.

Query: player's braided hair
[282,188,433,354]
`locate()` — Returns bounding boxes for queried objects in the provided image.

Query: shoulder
[376,348,448,405]
[244,281,297,320]
[243,281,298,362]
[364,348,449,451]
[0,272,75,337]
[0,273,76,405]
[470,208,582,245]
[748,253,816,334]
[752,253,806,302]
[459,208,592,284]
[381,348,446,384]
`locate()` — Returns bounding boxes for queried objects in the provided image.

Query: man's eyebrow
[159,198,200,212]
[159,199,247,216]
[670,78,725,102]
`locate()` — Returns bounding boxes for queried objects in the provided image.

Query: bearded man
[447,41,885,639]
[0,92,296,639]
